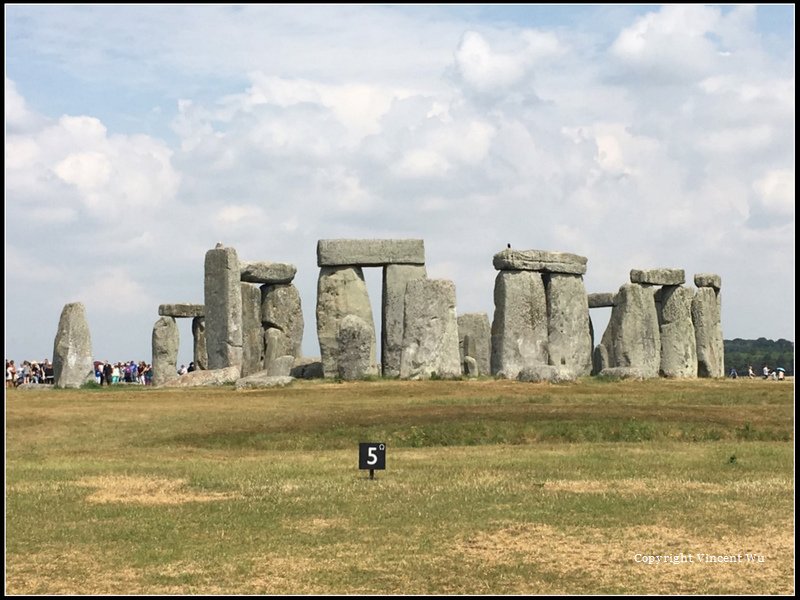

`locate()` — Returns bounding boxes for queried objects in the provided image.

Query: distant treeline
[724,338,794,376]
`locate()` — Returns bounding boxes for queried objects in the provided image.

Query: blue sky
[5,5,795,366]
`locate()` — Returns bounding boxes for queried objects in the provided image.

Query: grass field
[5,378,794,594]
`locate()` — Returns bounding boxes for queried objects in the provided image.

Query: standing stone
[261,283,304,358]
[463,356,479,378]
[546,274,592,376]
[337,315,376,380]
[457,313,491,376]
[192,317,208,370]
[692,286,724,378]
[264,327,290,373]
[400,279,461,380]
[152,316,179,387]
[491,271,549,378]
[52,302,94,388]
[240,283,264,378]
[382,264,427,377]
[658,286,697,378]
[204,246,243,370]
[598,283,660,378]
[316,266,376,378]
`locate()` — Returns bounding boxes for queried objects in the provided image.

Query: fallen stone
[493,249,587,275]
[235,373,294,389]
[518,365,577,383]
[240,261,297,284]
[267,355,295,377]
[163,366,240,387]
[290,357,324,379]
[599,367,646,380]
[630,268,685,285]
[158,303,204,318]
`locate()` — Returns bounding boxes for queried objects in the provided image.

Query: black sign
[359,442,386,471]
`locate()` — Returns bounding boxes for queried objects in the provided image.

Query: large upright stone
[546,274,592,376]
[240,261,297,284]
[658,286,697,378]
[493,249,587,275]
[264,327,290,373]
[240,283,264,378]
[261,283,304,358]
[337,315,377,380]
[152,316,179,387]
[158,303,205,318]
[192,317,208,370]
[316,266,376,378]
[204,246,243,370]
[598,283,660,378]
[491,271,549,378]
[400,279,461,379]
[630,268,685,286]
[52,302,94,388]
[457,313,491,376]
[692,286,724,378]
[382,264,427,377]
[317,239,425,266]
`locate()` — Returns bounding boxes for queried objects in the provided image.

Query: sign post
[359,442,386,480]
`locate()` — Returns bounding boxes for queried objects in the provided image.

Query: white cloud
[754,169,795,218]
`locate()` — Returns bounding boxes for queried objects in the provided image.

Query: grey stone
[694,273,722,290]
[290,357,324,379]
[317,239,425,266]
[52,302,95,389]
[490,271,549,379]
[692,287,724,378]
[158,303,205,318]
[17,383,55,391]
[164,366,240,387]
[204,246,243,370]
[268,355,295,377]
[457,313,491,376]
[592,344,609,376]
[630,268,686,285]
[240,261,297,284]
[588,293,616,308]
[599,367,646,380]
[463,356,479,378]
[152,316,180,387]
[337,315,377,380]
[260,283,304,358]
[316,266,376,378]
[598,283,660,378]
[264,327,290,373]
[518,365,577,383]
[382,264,427,377]
[658,286,696,378]
[400,279,461,380]
[493,249,587,275]
[240,283,264,378]
[192,317,208,370]
[235,373,294,389]
[546,274,592,376]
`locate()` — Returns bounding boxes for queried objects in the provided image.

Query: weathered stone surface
[588,293,616,308]
[290,357,324,379]
[490,271,549,379]
[239,261,297,284]
[599,367,646,380]
[260,283,304,358]
[268,355,295,377]
[235,373,294,389]
[17,383,55,391]
[151,316,179,387]
[317,239,425,266]
[592,344,609,376]
[694,273,722,290]
[204,247,243,370]
[692,287,724,378]
[52,302,95,389]
[463,356,478,378]
[337,315,377,380]
[240,283,264,378]
[164,366,240,387]
[400,279,461,380]
[264,327,290,373]
[518,365,577,383]
[382,264,427,377]
[546,274,592,376]
[598,283,660,378]
[316,266,376,378]
[158,303,205,318]
[493,249,587,275]
[658,286,697,378]
[192,317,208,370]
[457,313,491,376]
[630,268,685,285]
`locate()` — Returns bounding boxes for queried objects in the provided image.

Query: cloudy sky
[5,5,795,366]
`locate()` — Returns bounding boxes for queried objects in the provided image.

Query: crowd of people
[729,364,786,380]
[5,359,54,388]
[6,358,199,388]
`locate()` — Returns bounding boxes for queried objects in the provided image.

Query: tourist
[747,365,755,379]
[762,364,770,379]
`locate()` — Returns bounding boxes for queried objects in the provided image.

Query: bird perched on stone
[215,242,224,249]
[507,243,511,249]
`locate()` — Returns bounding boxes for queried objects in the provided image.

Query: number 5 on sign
[359,442,386,478]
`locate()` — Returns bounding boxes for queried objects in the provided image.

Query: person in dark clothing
[103,362,113,385]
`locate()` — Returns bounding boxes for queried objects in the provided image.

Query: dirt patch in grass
[543,477,793,495]
[458,523,794,594]
[284,516,350,534]
[77,475,237,505]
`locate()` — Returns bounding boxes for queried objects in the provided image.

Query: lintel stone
[159,303,205,318]
[630,268,685,285]
[588,293,616,308]
[493,249,587,274]
[694,273,721,290]
[317,239,425,267]
[240,261,297,284]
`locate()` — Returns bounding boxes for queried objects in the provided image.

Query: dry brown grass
[76,475,238,505]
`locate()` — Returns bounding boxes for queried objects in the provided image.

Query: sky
[5,4,795,367]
